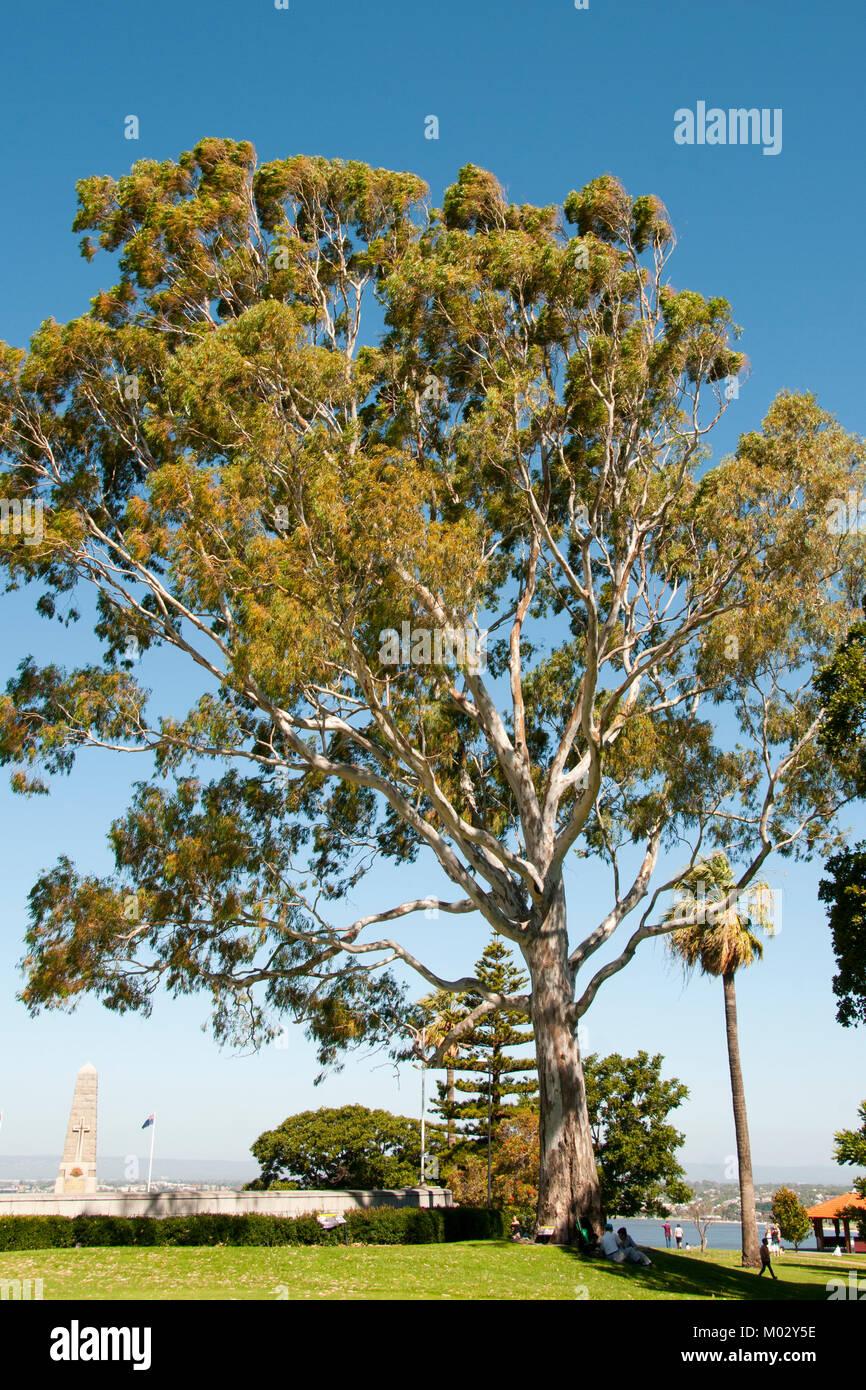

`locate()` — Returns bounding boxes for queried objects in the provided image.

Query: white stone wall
[0,1187,452,1218]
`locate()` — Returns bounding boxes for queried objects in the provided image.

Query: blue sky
[1,0,864,1179]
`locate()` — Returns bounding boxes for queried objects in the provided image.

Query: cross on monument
[72,1114,90,1164]
[55,1062,99,1195]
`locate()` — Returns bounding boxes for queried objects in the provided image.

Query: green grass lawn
[0,1242,855,1301]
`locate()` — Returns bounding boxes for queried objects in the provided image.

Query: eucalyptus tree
[0,140,862,1241]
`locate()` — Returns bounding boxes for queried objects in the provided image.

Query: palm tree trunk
[722,971,761,1268]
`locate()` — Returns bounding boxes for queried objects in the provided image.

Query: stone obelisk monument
[55,1062,98,1195]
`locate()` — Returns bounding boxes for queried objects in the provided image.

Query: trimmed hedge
[0,1206,508,1251]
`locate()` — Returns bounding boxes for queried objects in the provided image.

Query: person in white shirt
[600,1223,627,1262]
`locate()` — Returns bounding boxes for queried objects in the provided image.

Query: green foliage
[584,1051,692,1216]
[0,1216,77,1250]
[819,847,866,1028]
[833,1100,866,1194]
[248,1104,436,1190]
[0,1206,503,1251]
[444,1052,690,1218]
[840,1205,866,1240]
[816,622,866,780]
[444,1107,540,1210]
[421,941,689,1217]
[344,1206,438,1244]
[426,939,537,1151]
[770,1187,812,1251]
[440,1206,509,1241]
[814,620,866,1028]
[664,851,775,979]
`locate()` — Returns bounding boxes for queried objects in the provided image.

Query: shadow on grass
[552,1247,828,1301]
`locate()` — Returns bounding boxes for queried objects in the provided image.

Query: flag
[141,1114,154,1129]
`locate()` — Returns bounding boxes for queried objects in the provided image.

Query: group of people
[509,1215,783,1277]
[758,1222,784,1279]
[662,1220,685,1249]
[599,1223,652,1266]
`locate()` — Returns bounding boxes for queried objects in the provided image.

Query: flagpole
[146,1117,155,1193]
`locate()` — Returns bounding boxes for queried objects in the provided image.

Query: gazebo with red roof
[806,1193,866,1254]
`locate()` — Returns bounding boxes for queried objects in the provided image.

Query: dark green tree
[818,847,866,1028]
[584,1051,692,1217]
[771,1187,812,1251]
[247,1104,436,1190]
[833,1099,866,1199]
[430,939,538,1152]
[815,619,866,1027]
[815,619,866,784]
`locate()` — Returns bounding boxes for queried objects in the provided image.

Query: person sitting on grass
[599,1223,652,1267]
[576,1218,598,1254]
[600,1223,627,1262]
[617,1226,653,1267]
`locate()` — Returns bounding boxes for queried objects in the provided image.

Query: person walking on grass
[674,1224,684,1250]
[663,1220,672,1249]
[759,1237,777,1279]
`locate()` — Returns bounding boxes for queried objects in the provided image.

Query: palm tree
[664,851,776,1268]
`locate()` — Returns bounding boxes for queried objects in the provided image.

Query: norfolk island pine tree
[1,140,864,1243]
[427,938,537,1152]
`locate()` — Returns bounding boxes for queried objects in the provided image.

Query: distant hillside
[0,1155,259,1184]
[685,1163,852,1186]
[1,1154,855,1188]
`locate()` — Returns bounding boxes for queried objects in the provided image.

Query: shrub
[441,1207,509,1241]
[0,1216,75,1250]
[346,1206,445,1245]
[0,1206,503,1250]
[73,1216,137,1247]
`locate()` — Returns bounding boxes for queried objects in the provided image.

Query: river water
[608,1216,817,1252]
